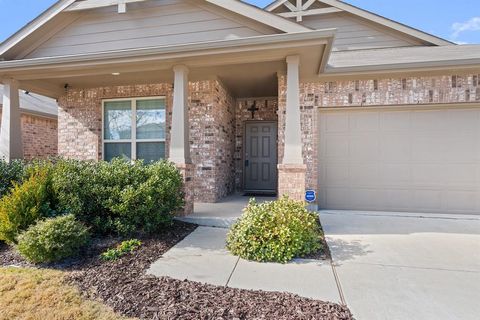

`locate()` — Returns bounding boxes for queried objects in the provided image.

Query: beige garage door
[318,106,480,214]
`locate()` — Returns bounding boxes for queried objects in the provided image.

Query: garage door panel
[379,164,411,186]
[318,107,480,214]
[324,164,349,185]
[385,189,413,210]
[350,134,379,160]
[349,164,379,186]
[324,113,349,133]
[412,110,448,132]
[412,190,444,211]
[445,191,479,212]
[444,135,478,162]
[324,135,349,159]
[412,135,448,162]
[411,164,448,187]
[350,112,379,132]
[380,111,411,132]
[380,134,411,161]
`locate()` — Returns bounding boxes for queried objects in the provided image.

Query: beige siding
[26,0,273,58]
[300,13,422,51]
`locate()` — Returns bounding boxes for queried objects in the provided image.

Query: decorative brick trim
[176,163,195,216]
[278,164,306,201]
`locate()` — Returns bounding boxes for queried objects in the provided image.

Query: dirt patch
[1,221,353,320]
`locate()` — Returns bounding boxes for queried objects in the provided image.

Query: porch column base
[176,163,195,216]
[277,164,306,201]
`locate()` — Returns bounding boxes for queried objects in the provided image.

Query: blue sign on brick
[305,190,316,203]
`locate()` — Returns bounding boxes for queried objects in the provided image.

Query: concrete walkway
[321,210,480,320]
[148,226,341,303]
[176,194,273,228]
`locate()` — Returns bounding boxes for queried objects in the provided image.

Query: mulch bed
[0,221,353,320]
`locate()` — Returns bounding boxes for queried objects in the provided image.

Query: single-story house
[0,0,479,215]
[0,85,58,159]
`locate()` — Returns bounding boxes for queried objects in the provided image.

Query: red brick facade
[0,110,57,160]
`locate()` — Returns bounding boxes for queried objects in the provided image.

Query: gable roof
[0,0,309,58]
[265,0,453,46]
[0,85,58,118]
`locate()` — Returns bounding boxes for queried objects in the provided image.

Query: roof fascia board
[324,58,480,76]
[205,0,309,33]
[0,0,77,56]
[0,30,336,73]
[318,0,452,46]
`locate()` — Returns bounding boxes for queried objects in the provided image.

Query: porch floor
[176,193,275,228]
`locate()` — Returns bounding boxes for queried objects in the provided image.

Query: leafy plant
[16,214,90,264]
[226,196,323,263]
[0,159,26,198]
[101,239,142,261]
[52,159,183,235]
[0,168,51,244]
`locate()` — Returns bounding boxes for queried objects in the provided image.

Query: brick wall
[0,110,58,160]
[190,80,236,202]
[234,97,278,191]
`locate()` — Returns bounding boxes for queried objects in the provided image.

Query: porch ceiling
[0,30,335,98]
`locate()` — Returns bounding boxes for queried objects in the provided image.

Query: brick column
[0,79,23,161]
[278,164,306,201]
[278,56,306,201]
[170,65,194,215]
[176,163,195,216]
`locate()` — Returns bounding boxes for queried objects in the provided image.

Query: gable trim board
[0,0,310,59]
[265,0,452,46]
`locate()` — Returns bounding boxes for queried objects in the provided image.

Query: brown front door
[244,121,278,192]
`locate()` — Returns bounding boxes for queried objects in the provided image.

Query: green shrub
[101,239,142,261]
[16,214,90,264]
[226,196,323,263]
[0,169,51,244]
[52,159,184,235]
[0,159,26,198]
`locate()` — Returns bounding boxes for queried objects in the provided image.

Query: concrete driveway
[320,210,480,320]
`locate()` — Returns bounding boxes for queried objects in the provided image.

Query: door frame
[243,120,278,193]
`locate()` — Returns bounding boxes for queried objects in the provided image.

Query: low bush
[226,196,323,263]
[0,168,51,244]
[52,159,184,235]
[16,214,90,264]
[101,239,142,261]
[0,159,26,198]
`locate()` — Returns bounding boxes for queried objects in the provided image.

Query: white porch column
[170,65,194,215]
[170,65,191,164]
[283,55,303,164]
[0,79,23,161]
[278,56,306,201]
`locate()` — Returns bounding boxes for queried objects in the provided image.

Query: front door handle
[245,160,249,167]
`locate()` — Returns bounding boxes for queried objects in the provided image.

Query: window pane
[104,101,132,140]
[136,99,166,139]
[137,142,165,163]
[104,143,131,161]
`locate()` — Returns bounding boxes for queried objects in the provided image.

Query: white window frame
[102,96,167,161]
